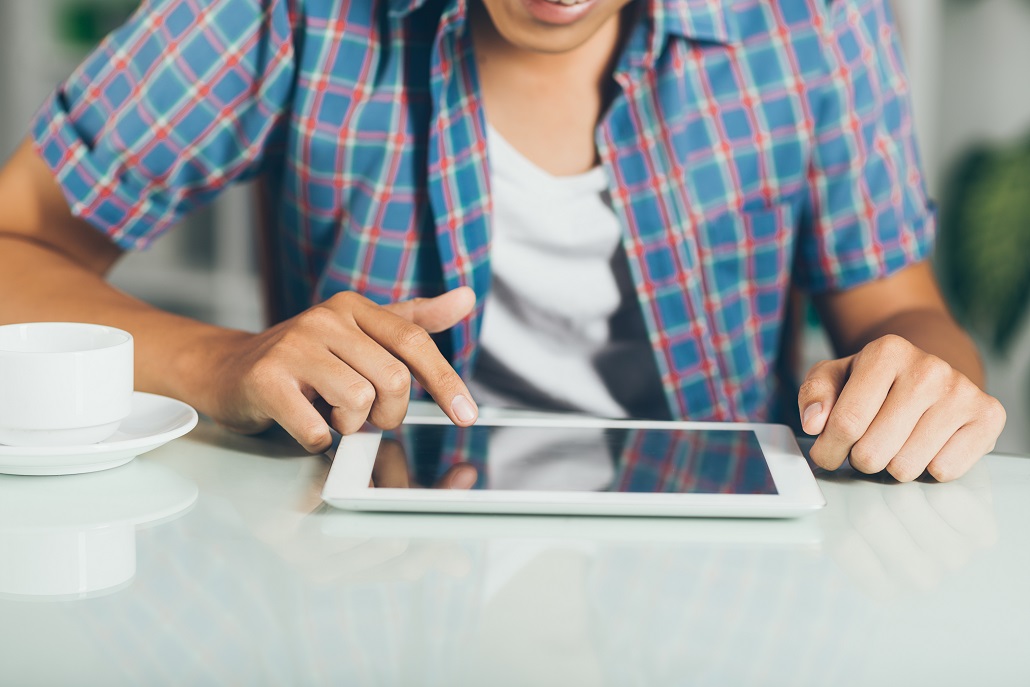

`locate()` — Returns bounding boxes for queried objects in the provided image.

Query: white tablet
[321,416,825,518]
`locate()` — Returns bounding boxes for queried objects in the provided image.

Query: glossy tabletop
[1,405,1028,686]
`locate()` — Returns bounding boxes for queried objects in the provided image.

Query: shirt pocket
[692,202,797,419]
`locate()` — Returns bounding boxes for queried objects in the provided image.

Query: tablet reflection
[299,510,823,685]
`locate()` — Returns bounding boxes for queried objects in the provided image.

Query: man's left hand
[798,334,1006,482]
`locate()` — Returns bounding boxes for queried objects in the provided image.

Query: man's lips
[519,0,601,26]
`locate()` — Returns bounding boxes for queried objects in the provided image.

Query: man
[0,0,1005,480]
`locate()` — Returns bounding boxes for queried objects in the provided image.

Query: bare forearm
[0,236,247,415]
[849,307,985,389]
[814,263,986,391]
[0,139,480,450]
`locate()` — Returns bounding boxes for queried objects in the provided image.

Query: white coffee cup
[0,323,134,446]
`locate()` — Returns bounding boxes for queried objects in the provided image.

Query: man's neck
[469,1,629,175]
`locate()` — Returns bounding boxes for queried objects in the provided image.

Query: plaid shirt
[33,0,933,421]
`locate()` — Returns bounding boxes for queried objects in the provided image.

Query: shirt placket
[597,25,730,421]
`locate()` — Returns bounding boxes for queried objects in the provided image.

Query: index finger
[810,354,896,472]
[434,463,479,490]
[372,436,478,489]
[353,304,478,427]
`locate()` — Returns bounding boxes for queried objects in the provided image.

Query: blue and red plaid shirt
[32,0,934,421]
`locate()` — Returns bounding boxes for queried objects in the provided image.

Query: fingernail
[451,394,477,424]
[802,402,823,431]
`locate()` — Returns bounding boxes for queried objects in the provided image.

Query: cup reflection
[0,460,198,600]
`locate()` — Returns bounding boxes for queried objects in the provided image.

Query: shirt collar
[387,0,738,46]
[659,0,737,45]
[387,0,450,20]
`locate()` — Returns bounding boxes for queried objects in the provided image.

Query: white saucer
[0,392,199,476]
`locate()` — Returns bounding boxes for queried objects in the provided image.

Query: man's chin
[476,0,627,55]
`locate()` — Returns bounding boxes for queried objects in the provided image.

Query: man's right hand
[0,139,479,455]
[208,287,479,453]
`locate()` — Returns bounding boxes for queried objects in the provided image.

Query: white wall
[938,0,1030,176]
[936,0,1030,453]
[0,0,264,332]
[0,3,49,160]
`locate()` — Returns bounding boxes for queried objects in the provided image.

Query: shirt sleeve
[794,0,935,293]
[31,0,297,250]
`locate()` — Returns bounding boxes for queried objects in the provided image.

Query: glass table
[1,406,1027,686]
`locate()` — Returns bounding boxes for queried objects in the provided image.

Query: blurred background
[0,0,1027,453]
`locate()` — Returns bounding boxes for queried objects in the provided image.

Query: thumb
[383,286,477,333]
[798,356,851,435]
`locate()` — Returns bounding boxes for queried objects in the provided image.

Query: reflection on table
[0,461,197,599]
[0,418,1025,687]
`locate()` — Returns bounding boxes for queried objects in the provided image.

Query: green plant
[939,136,1030,355]
[56,1,137,50]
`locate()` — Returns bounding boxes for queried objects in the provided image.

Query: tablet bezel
[321,415,826,518]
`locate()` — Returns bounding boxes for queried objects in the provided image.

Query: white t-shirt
[468,124,666,419]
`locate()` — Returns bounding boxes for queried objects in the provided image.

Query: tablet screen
[371,425,778,495]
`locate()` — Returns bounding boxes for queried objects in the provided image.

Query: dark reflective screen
[372,425,778,495]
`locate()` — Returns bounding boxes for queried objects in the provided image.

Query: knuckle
[926,461,958,483]
[848,439,882,472]
[860,334,906,365]
[960,391,1000,427]
[297,305,338,332]
[373,406,407,431]
[948,382,983,416]
[273,329,309,357]
[424,366,460,393]
[959,378,985,401]
[912,356,953,391]
[806,359,830,375]
[826,406,866,443]
[394,324,432,351]
[808,443,842,470]
[798,377,833,401]
[343,379,376,409]
[327,290,364,309]
[298,424,332,452]
[379,363,412,396]
[886,459,919,483]
[330,408,367,435]
[875,334,908,356]
[950,372,975,401]
[859,337,884,360]
[981,397,1007,430]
